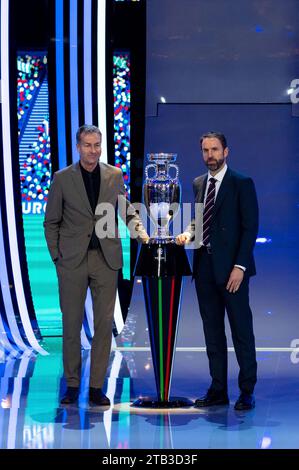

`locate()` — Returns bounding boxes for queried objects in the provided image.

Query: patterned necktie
[202,177,216,246]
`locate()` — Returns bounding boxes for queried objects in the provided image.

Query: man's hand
[141,235,150,244]
[226,267,244,293]
[176,232,192,245]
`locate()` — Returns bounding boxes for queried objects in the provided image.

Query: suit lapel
[196,168,233,218]
[97,162,108,205]
[195,175,208,203]
[71,162,93,214]
[213,168,233,215]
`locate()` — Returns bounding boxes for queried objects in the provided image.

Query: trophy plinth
[133,153,192,409]
[134,242,191,278]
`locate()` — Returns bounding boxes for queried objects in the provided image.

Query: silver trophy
[133,152,192,408]
[143,153,181,242]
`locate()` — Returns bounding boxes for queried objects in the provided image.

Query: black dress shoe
[89,388,110,406]
[195,389,229,408]
[234,393,255,410]
[60,386,79,405]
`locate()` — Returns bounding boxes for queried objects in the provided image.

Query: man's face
[201,137,228,172]
[77,132,102,168]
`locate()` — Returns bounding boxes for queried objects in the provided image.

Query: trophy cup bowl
[143,153,180,242]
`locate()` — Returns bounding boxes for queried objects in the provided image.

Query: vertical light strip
[0,315,14,354]
[104,350,123,446]
[7,353,32,449]
[145,279,158,378]
[55,0,67,169]
[0,368,11,445]
[97,0,124,333]
[167,278,184,399]
[83,0,98,344]
[158,278,164,400]
[80,324,92,349]
[113,53,131,197]
[84,0,93,124]
[113,295,125,333]
[83,288,94,343]
[1,0,47,355]
[113,53,131,283]
[0,205,27,353]
[97,0,107,163]
[164,276,175,400]
[70,0,79,162]
[0,318,19,356]
[7,378,22,448]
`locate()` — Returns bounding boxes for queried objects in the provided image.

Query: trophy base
[132,396,194,409]
[149,236,175,244]
[134,242,192,277]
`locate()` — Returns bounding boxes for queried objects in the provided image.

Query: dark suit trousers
[56,249,118,388]
[194,251,257,394]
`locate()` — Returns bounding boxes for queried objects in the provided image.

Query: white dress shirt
[204,164,228,205]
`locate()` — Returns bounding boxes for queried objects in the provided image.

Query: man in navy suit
[177,132,258,410]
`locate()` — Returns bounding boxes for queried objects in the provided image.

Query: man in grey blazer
[44,125,149,406]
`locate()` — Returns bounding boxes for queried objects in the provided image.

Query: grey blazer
[44,161,147,270]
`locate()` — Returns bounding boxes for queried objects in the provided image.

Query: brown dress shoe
[60,387,79,405]
[89,388,110,406]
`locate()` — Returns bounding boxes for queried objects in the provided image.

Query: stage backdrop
[126,0,299,350]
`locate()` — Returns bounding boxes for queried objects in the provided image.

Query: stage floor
[0,337,299,450]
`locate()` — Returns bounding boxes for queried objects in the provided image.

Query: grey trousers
[56,249,118,388]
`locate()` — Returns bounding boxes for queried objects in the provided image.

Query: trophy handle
[169,163,179,180]
[145,164,157,180]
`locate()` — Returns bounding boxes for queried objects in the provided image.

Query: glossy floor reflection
[0,338,299,449]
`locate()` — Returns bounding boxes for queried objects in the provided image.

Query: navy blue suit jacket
[193,168,259,285]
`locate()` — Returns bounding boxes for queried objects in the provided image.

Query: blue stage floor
[0,337,299,450]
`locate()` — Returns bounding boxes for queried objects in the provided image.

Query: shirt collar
[208,164,227,184]
[79,161,100,176]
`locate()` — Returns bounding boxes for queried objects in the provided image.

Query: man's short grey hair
[76,125,102,144]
